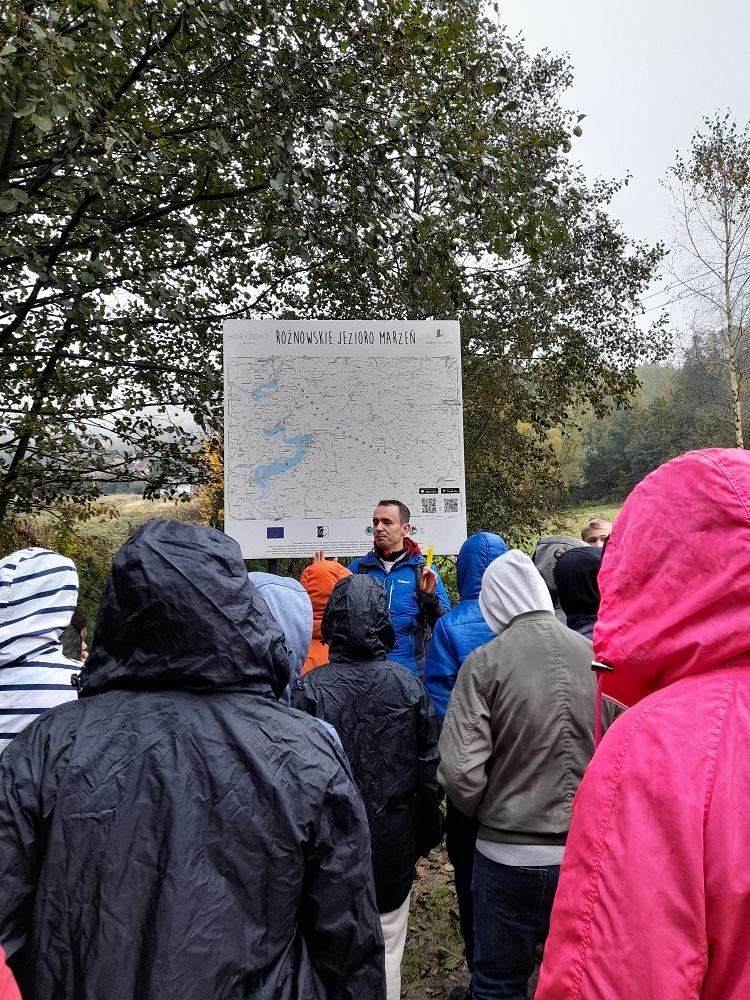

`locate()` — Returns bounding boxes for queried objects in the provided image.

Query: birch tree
[667,114,750,448]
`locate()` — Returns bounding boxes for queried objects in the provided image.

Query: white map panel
[223,320,467,558]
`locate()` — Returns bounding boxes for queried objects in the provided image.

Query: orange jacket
[300,561,351,674]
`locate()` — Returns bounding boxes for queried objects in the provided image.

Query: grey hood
[479,550,554,635]
[533,534,587,621]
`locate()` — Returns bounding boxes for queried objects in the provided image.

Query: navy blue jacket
[423,532,508,720]
[348,546,451,676]
[293,575,443,913]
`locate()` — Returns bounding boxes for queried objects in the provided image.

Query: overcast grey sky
[500,0,750,320]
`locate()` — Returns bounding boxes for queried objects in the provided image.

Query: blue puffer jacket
[423,532,508,720]
[348,546,451,676]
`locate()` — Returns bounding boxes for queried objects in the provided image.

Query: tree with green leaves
[1,1,667,535]
[0,0,527,522]
[578,343,745,502]
[299,17,668,532]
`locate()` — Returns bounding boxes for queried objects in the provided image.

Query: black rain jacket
[0,520,384,1000]
[292,575,443,913]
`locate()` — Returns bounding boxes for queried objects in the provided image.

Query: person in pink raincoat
[536,447,750,999]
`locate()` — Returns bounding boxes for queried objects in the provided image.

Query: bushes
[0,497,204,635]
[0,506,118,634]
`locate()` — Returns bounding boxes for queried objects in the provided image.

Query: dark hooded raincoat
[292,575,443,914]
[553,546,602,640]
[0,520,384,1000]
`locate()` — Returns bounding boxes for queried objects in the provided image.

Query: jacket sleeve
[0,719,73,961]
[414,683,444,857]
[436,648,492,816]
[417,566,451,628]
[535,693,711,1000]
[301,761,386,999]
[423,616,460,722]
[0,743,40,960]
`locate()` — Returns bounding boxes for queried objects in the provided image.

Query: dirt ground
[402,850,469,999]
[403,849,540,1000]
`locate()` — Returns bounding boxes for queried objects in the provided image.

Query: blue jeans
[472,851,560,1000]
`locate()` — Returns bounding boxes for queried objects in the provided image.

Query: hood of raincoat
[247,572,312,679]
[300,561,352,639]
[0,548,79,668]
[533,534,586,601]
[596,448,750,708]
[321,575,396,661]
[554,546,602,617]
[456,532,508,601]
[79,520,291,698]
[479,549,554,635]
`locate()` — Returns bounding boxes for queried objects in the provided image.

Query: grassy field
[75,493,203,543]
[540,503,622,541]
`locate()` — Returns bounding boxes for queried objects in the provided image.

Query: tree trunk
[0,319,76,524]
[724,229,744,448]
[729,348,744,448]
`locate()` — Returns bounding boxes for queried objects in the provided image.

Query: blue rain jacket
[348,547,450,676]
[423,532,508,720]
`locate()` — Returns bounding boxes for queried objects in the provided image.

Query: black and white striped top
[0,547,80,753]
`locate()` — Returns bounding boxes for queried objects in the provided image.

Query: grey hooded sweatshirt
[533,534,587,623]
[438,550,599,846]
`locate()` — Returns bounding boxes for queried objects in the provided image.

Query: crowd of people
[0,447,746,1000]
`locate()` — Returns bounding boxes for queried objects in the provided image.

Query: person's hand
[312,549,339,563]
[420,568,437,594]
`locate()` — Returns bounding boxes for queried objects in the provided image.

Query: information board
[223,320,467,557]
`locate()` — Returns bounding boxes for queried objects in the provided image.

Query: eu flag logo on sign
[266,527,284,539]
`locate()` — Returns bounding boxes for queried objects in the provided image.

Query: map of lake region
[225,356,463,519]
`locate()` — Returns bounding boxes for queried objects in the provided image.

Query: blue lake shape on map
[251,424,312,503]
[251,379,279,402]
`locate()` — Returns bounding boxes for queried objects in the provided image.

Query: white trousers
[379,893,411,1000]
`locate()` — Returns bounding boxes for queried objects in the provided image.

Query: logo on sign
[266,527,284,539]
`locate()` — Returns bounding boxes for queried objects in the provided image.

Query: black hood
[553,545,602,617]
[79,519,291,697]
[321,575,396,661]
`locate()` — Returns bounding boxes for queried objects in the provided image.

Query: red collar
[375,537,422,560]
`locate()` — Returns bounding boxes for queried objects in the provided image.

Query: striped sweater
[0,547,80,752]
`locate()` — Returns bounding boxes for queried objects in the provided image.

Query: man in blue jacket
[348,499,451,677]
[423,531,508,999]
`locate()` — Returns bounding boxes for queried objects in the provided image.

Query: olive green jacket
[437,610,599,845]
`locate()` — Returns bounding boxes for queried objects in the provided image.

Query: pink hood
[595,448,750,708]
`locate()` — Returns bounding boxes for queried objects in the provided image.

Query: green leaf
[31,114,53,133]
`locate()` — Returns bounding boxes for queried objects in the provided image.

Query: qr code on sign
[421,497,437,514]
[443,497,459,514]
